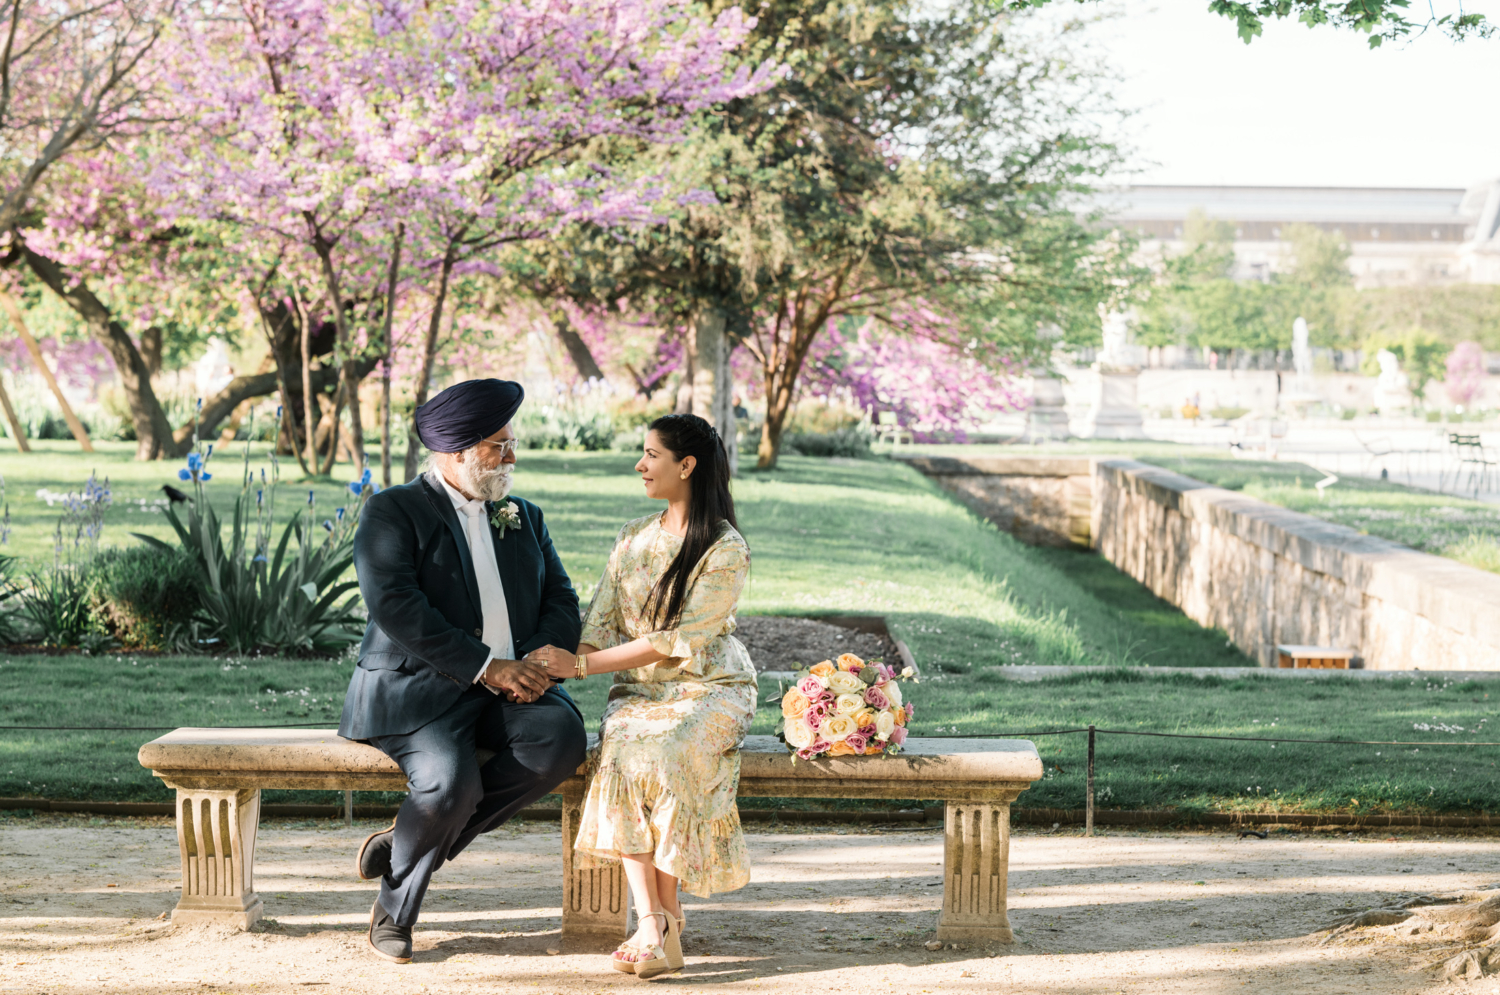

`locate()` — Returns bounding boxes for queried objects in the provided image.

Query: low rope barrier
[932,725,1497,836]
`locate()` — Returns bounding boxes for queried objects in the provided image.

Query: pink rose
[797,676,825,698]
[905,703,915,720]
[817,688,836,704]
[806,702,830,727]
[889,726,908,746]
[844,731,869,754]
[810,738,831,754]
[858,723,877,739]
[863,686,890,710]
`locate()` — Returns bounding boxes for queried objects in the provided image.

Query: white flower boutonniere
[489,500,522,538]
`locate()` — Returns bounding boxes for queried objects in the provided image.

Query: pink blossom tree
[1445,340,1485,408]
[158,0,774,478]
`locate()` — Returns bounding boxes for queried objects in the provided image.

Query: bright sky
[1084,2,1500,189]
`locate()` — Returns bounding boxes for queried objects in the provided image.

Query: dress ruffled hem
[572,766,750,898]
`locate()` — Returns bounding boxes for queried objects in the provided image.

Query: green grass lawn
[8,442,1491,816]
[1142,455,1500,570]
[2,654,1496,816]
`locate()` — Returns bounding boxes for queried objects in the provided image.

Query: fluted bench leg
[936,800,1014,943]
[560,781,628,950]
[170,787,264,929]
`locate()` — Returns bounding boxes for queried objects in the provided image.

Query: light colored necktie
[458,500,514,662]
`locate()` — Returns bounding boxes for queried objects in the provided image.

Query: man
[338,377,586,964]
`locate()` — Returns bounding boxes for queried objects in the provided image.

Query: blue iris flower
[336,507,346,522]
[322,519,334,532]
[348,468,374,496]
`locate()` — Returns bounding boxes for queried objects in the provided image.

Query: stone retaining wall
[901,456,1092,547]
[1093,459,1500,670]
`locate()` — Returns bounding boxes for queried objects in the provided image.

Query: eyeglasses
[475,438,519,458]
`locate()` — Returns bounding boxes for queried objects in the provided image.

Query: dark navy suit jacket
[337,474,582,740]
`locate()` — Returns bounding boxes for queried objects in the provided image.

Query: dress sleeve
[641,539,748,676]
[580,531,626,649]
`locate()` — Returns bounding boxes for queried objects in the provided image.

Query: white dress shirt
[430,471,514,689]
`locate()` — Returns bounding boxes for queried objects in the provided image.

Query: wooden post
[0,373,28,452]
[1086,725,1095,837]
[0,289,93,451]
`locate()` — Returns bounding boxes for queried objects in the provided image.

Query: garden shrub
[781,424,874,458]
[515,406,616,451]
[85,545,201,650]
[18,563,94,647]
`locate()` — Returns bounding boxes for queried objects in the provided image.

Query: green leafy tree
[1002,0,1490,47]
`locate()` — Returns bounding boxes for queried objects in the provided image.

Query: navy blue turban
[413,378,525,453]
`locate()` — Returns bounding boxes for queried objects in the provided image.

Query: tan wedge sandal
[612,911,675,980]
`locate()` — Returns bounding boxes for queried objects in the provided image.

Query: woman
[529,413,756,979]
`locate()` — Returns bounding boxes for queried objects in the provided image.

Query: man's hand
[481,658,551,703]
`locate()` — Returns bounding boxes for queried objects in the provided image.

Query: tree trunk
[295,290,318,473]
[378,224,404,487]
[23,247,179,459]
[550,305,605,381]
[0,288,93,451]
[404,249,456,483]
[140,327,163,376]
[312,241,365,478]
[0,372,29,452]
[688,305,738,475]
[757,372,795,470]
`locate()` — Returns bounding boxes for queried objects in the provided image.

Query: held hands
[481,657,551,703]
[525,645,578,681]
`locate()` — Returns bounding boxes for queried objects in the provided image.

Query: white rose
[823,713,856,742]
[881,681,903,708]
[828,671,864,695]
[835,693,864,716]
[784,715,815,750]
[874,709,897,741]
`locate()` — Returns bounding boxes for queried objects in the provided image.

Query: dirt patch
[1,812,1494,993]
[734,615,897,672]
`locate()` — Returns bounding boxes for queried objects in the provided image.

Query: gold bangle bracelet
[575,654,588,680]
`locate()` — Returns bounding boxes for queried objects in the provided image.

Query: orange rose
[828,741,857,757]
[862,742,884,755]
[893,705,907,727]
[836,653,865,672]
[809,661,836,678]
[780,688,811,719]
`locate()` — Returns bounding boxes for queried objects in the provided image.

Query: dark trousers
[370,683,586,926]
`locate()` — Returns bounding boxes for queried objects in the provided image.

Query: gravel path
[1,814,1496,993]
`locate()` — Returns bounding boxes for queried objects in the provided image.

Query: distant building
[1103,180,1500,288]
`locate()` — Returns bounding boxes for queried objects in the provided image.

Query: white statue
[195,337,235,399]
[1373,348,1411,413]
[1292,317,1312,379]
[1097,309,1143,370]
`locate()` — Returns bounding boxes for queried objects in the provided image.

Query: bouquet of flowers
[775,653,917,760]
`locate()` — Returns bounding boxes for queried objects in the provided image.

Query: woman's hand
[526,644,578,680]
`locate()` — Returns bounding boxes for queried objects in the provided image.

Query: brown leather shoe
[368,899,412,964]
[356,819,396,881]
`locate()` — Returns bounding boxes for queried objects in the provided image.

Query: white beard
[456,455,514,503]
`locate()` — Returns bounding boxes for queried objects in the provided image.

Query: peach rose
[781,688,811,719]
[836,653,865,672]
[828,740,857,757]
[809,661,836,678]
[893,704,907,727]
[823,713,856,742]
[862,741,884,755]
[853,707,876,729]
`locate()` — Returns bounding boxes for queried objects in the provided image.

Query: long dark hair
[643,413,739,629]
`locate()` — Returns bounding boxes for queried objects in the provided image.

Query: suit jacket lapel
[420,475,483,614]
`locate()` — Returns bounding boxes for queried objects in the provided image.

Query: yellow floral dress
[572,512,757,897]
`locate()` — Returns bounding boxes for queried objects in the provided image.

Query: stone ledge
[898,454,1095,477]
[1095,458,1500,668]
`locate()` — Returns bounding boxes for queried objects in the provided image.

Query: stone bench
[138,729,1041,945]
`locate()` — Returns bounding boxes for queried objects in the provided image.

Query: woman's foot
[612,911,669,974]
